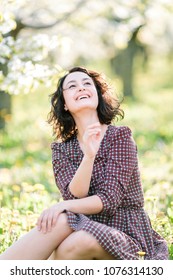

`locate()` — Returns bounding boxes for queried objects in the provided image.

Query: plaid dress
[51,125,169,260]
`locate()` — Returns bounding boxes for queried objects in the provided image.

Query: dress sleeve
[51,142,77,200]
[96,126,138,216]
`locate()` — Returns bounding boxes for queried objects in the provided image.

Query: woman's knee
[73,230,98,250]
[56,213,68,227]
[49,213,72,241]
[55,230,99,259]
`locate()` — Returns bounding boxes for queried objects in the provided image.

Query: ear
[64,104,68,111]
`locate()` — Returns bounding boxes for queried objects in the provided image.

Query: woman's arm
[64,194,103,214]
[39,123,104,233]
[68,122,102,198]
[95,126,140,216]
[68,155,95,198]
[37,195,103,233]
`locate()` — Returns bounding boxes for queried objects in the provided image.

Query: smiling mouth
[76,94,90,100]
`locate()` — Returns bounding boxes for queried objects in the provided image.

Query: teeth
[78,95,89,100]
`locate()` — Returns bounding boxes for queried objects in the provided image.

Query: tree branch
[17,0,85,30]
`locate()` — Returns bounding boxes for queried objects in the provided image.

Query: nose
[78,84,85,91]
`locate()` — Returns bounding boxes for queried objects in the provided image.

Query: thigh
[0,213,73,260]
[55,230,115,260]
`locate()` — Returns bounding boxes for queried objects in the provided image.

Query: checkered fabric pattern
[51,125,169,260]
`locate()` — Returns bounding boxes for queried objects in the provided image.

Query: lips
[76,94,90,101]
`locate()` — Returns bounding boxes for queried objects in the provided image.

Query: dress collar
[64,125,113,160]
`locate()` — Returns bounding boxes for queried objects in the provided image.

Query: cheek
[63,94,71,106]
[63,94,76,110]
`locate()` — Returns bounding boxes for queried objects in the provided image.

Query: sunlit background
[0,0,173,257]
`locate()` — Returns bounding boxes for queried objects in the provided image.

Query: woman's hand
[82,122,102,158]
[37,202,66,234]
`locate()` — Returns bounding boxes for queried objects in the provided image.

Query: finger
[47,212,54,232]
[86,129,101,138]
[88,128,101,134]
[41,213,49,234]
[85,125,101,135]
[85,128,101,137]
[37,212,45,231]
[87,122,100,129]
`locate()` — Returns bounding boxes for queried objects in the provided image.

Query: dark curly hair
[48,66,124,141]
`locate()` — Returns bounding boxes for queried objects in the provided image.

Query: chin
[73,105,98,114]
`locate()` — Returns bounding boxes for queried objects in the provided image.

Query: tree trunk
[111,26,144,98]
[0,22,22,130]
[0,91,12,130]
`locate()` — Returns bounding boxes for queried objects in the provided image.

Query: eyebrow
[66,77,91,86]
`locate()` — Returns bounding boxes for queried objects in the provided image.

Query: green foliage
[0,182,59,253]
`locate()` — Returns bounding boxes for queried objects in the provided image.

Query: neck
[72,110,100,141]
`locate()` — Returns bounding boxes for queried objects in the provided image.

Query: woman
[0,66,169,260]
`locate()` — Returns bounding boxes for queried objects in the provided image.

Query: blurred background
[0,0,173,257]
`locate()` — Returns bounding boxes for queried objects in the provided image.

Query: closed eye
[84,82,92,86]
[69,84,76,89]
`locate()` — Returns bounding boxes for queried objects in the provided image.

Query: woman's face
[62,71,99,115]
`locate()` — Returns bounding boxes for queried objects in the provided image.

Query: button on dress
[51,125,169,260]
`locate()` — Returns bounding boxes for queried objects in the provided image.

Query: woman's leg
[0,213,73,260]
[53,230,115,260]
